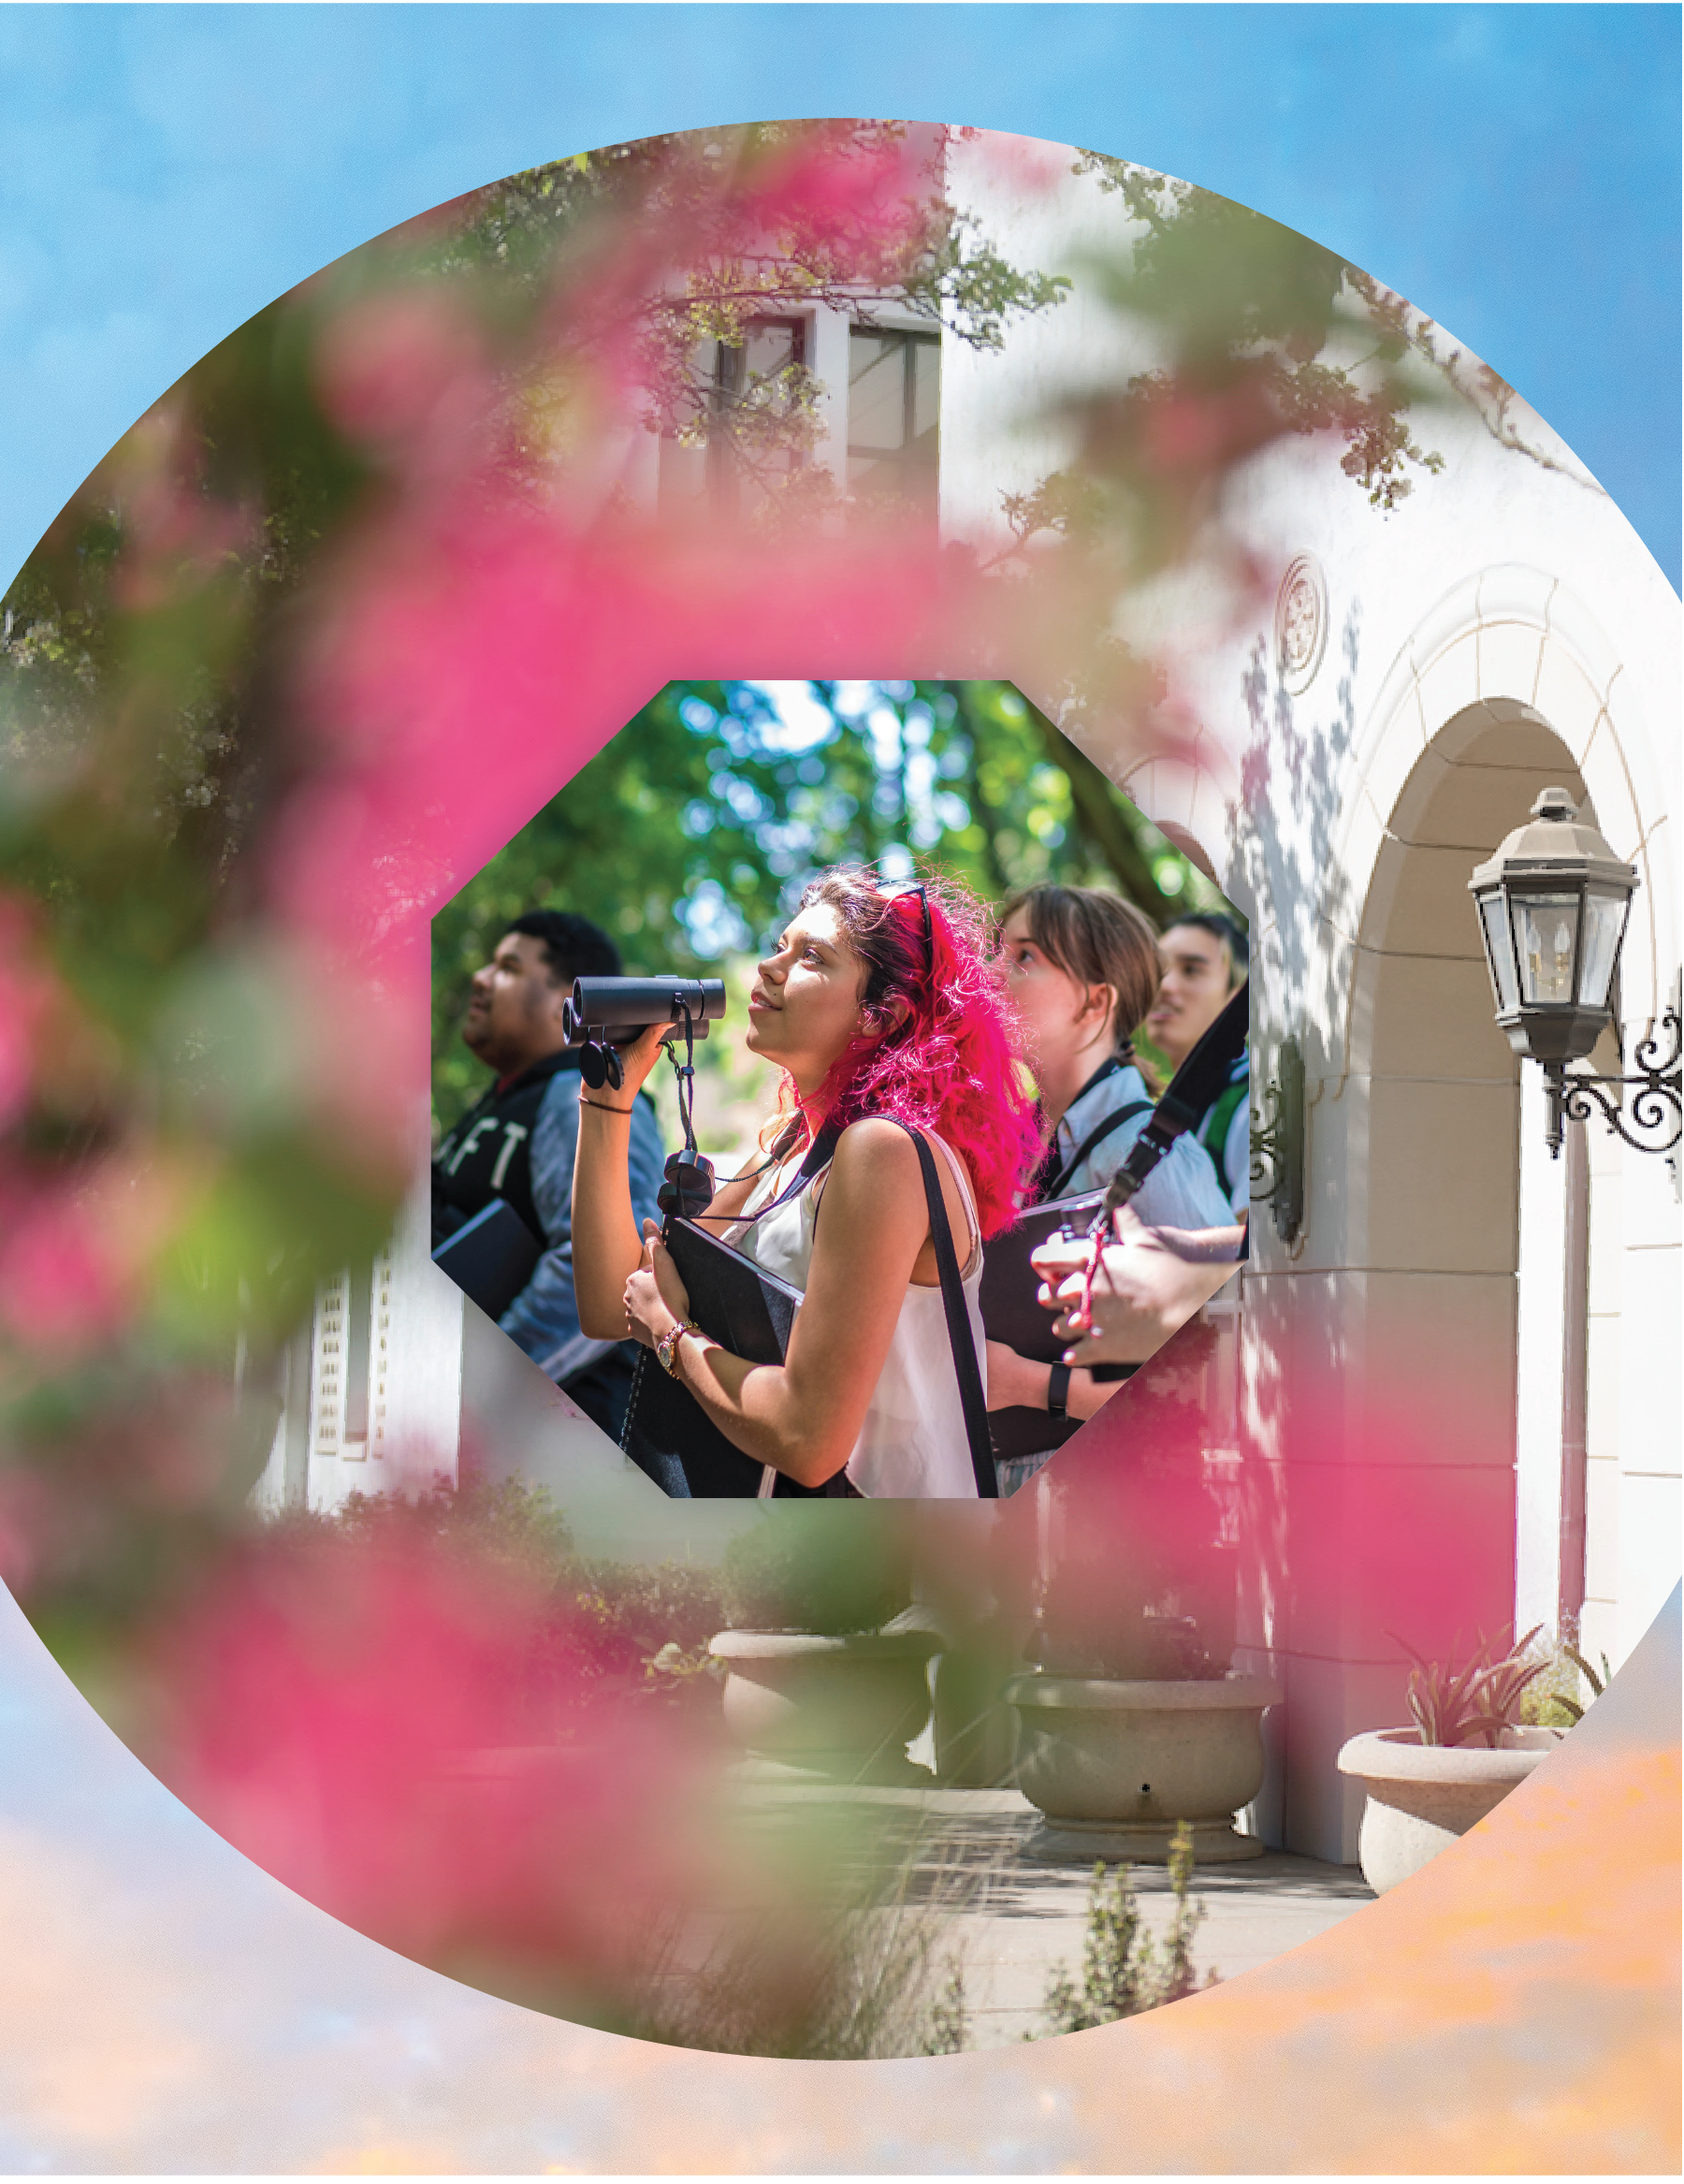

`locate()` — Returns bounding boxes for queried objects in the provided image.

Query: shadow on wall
[1237,599,1363,1078]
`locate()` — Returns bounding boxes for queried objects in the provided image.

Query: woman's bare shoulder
[829,1117,976,1220]
[831,1114,924,1173]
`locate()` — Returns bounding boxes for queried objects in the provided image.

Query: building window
[310,1252,390,1464]
[847,328,939,514]
[343,1262,372,1447]
[660,318,809,515]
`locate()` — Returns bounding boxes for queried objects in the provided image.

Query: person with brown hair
[998,884,1231,1217]
[432,910,667,1440]
[984,884,1232,1446]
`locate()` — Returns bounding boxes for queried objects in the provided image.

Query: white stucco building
[940,139,1680,1856]
[255,137,1680,1858]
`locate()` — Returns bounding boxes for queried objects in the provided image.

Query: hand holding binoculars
[563,976,727,1090]
[566,976,726,1217]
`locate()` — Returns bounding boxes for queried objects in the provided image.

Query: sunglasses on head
[884,880,934,974]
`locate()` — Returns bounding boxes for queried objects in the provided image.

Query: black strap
[1043,1099,1153,1202]
[1098,983,1250,1228]
[884,1122,998,1500]
[1047,1361,1071,1420]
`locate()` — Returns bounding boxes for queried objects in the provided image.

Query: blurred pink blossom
[0,1178,129,1350]
[150,1518,726,1986]
[99,401,254,618]
[312,287,494,484]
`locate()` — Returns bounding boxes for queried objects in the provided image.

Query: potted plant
[1336,1624,1571,1894]
[1002,1327,1282,1865]
[708,1504,939,1784]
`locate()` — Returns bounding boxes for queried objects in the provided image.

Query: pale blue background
[0,4,1677,589]
[0,6,1677,2167]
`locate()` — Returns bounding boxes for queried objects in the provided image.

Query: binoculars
[564,976,727,1093]
[562,976,727,1050]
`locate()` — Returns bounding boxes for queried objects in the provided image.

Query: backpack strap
[1043,1099,1154,1202]
[1198,1077,1250,1201]
[883,1122,998,1500]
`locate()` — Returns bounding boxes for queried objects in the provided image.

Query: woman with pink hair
[572,867,1041,1496]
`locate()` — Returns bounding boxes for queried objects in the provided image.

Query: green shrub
[319,1478,577,1583]
[1035,1821,1214,2036]
[720,1504,913,1635]
[573,1554,729,1655]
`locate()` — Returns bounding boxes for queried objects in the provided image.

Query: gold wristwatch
[656,1318,700,1378]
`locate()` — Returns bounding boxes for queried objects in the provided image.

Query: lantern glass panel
[1477,893,1520,1012]
[1513,891,1580,1006]
[1578,888,1628,1012]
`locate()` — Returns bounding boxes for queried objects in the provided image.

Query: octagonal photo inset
[430,678,1249,1500]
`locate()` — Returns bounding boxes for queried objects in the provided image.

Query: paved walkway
[728,1781,1375,2049]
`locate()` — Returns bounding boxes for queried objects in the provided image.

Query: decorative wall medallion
[1275,554,1328,694]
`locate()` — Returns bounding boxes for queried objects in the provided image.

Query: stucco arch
[1231,572,1674,1862]
[1331,564,1669,1059]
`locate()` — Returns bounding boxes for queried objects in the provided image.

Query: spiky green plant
[1521,1637,1611,1727]
[1391,1623,1548,1748]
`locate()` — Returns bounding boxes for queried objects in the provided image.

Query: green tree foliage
[428,677,1232,1136]
[1004,154,1449,553]
[3,124,1065,881]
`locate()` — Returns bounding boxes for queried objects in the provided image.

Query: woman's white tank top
[719,1128,988,1500]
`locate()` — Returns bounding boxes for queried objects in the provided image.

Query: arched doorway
[1355,696,1603,1627]
[1234,561,1676,1863]
[1244,699,1604,1860]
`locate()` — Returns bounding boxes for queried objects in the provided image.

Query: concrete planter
[1337,1725,1564,1894]
[709,1627,940,1785]
[1004,1671,1283,1864]
[930,1633,1024,1787]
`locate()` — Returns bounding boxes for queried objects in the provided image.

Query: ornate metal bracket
[1251,1034,1305,1246]
[1543,1004,1683,1161]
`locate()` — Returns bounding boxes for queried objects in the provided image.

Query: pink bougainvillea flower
[0,1181,130,1351]
[147,1515,728,1991]
[312,286,494,484]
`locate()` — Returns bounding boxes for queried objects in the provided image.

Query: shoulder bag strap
[886,1122,998,1500]
[1044,1099,1154,1202]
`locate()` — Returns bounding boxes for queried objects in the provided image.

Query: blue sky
[0,5,1677,586]
[0,5,1677,2168]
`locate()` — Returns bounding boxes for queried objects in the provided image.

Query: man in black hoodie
[433,910,666,1439]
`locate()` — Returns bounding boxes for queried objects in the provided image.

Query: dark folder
[430,1196,543,1322]
[621,1219,836,1499]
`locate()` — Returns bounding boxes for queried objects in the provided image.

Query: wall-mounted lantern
[1468,786,1681,1159]
[1251,1035,1305,1245]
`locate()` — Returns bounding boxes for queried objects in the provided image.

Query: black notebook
[620,1218,837,1499]
[430,1196,543,1322]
